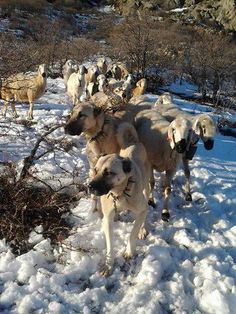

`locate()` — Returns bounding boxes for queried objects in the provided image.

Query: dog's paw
[161,209,170,222]
[123,248,133,260]
[138,226,148,240]
[99,263,113,277]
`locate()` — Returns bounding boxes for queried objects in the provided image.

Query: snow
[0,77,236,314]
[163,78,199,98]
[170,7,188,13]
[97,5,115,14]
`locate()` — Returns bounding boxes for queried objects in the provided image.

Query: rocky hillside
[109,0,236,32]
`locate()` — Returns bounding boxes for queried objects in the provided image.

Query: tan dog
[64,101,134,212]
[89,122,150,276]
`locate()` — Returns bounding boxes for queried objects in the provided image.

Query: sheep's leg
[161,170,174,221]
[10,102,19,118]
[28,102,34,120]
[148,168,156,208]
[182,156,192,201]
[2,101,8,117]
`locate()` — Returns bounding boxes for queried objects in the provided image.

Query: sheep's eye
[202,126,206,134]
[172,128,176,134]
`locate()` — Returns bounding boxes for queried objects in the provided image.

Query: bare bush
[0,165,75,255]
[109,17,157,76]
[175,29,236,103]
[0,122,88,255]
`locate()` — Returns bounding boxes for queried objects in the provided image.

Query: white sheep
[84,65,99,89]
[1,64,47,120]
[135,107,193,221]
[155,92,216,201]
[86,74,107,98]
[112,74,134,101]
[97,57,107,75]
[66,65,88,106]
[62,59,76,90]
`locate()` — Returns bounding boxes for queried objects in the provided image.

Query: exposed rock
[110,0,236,32]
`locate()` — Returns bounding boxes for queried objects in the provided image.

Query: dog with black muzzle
[64,101,133,213]
[89,122,151,276]
[135,109,192,221]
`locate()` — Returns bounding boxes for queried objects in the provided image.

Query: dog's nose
[64,125,70,134]
[88,181,97,194]
[175,139,187,153]
[204,139,214,150]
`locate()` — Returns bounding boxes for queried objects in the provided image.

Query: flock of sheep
[0,57,216,275]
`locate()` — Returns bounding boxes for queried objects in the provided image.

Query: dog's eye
[103,169,115,177]
[66,113,72,122]
[172,128,176,134]
[77,112,87,119]
[202,125,206,134]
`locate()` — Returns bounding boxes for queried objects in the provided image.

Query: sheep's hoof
[161,210,170,222]
[185,193,192,202]
[148,199,156,208]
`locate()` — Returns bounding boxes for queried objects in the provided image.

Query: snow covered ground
[0,78,236,314]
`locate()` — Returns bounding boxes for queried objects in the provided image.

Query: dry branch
[19,123,64,181]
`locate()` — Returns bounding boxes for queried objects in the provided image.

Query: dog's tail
[117,122,139,149]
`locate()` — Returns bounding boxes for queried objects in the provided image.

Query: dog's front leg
[123,208,147,260]
[100,197,115,276]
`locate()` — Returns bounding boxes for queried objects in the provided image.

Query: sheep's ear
[167,125,175,150]
[82,66,88,74]
[193,117,201,135]
[93,106,102,117]
[122,158,132,173]
[158,96,163,105]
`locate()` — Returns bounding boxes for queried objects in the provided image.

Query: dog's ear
[167,124,175,150]
[93,106,102,117]
[193,117,201,136]
[122,158,132,173]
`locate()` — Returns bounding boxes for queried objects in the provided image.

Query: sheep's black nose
[204,139,214,150]
[175,139,187,153]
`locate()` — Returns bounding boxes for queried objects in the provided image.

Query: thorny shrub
[0,162,87,256]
